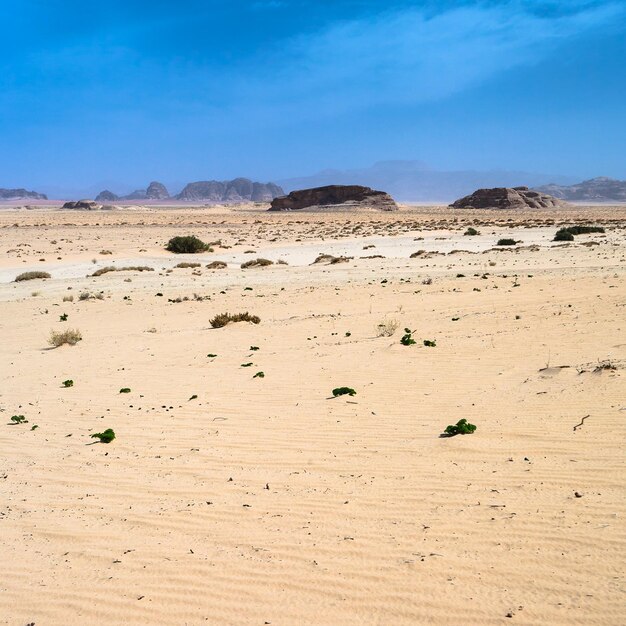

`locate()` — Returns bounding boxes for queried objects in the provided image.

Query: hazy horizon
[2,1,625,192]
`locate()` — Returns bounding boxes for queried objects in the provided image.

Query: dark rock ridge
[449,186,565,210]
[177,178,283,202]
[534,177,626,202]
[0,187,47,200]
[146,181,169,199]
[269,185,398,211]
[61,200,102,210]
[95,190,118,202]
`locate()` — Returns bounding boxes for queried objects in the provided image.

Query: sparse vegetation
[241,258,274,269]
[423,339,437,347]
[464,227,479,236]
[49,328,82,347]
[312,254,352,265]
[443,419,476,436]
[15,271,51,282]
[400,328,416,346]
[253,371,265,378]
[10,415,28,424]
[91,428,115,443]
[554,225,605,241]
[79,291,104,301]
[210,312,261,328]
[332,387,356,397]
[497,238,517,246]
[62,379,74,388]
[553,229,574,242]
[206,261,227,269]
[119,387,131,393]
[166,235,212,254]
[63,294,74,302]
[175,262,201,268]
[90,265,153,277]
[59,313,68,321]
[376,317,399,337]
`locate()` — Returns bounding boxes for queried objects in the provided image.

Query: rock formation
[176,178,283,202]
[534,177,626,202]
[145,181,170,199]
[95,190,118,202]
[269,185,398,211]
[449,186,565,210]
[61,200,102,210]
[0,188,47,200]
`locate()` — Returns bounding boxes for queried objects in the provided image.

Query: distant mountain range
[0,187,47,200]
[95,178,283,203]
[534,177,626,202]
[278,161,581,202]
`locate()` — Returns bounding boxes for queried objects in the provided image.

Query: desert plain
[1,204,625,625]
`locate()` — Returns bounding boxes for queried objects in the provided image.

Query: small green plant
[400,328,416,346]
[60,313,68,321]
[49,328,82,347]
[376,317,399,337]
[91,428,116,443]
[464,227,479,236]
[553,229,574,242]
[210,312,260,328]
[31,424,38,430]
[423,339,437,347]
[62,379,74,388]
[166,236,212,254]
[253,371,265,378]
[332,387,356,397]
[443,419,476,436]
[10,415,28,424]
[207,353,218,358]
[189,394,198,401]
[241,258,273,269]
[206,261,227,269]
[241,362,253,367]
[119,387,131,393]
[175,262,201,268]
[497,238,517,246]
[15,271,51,282]
[250,346,260,351]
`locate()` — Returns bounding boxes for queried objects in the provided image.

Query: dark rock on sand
[61,199,102,210]
[449,186,565,210]
[269,185,398,211]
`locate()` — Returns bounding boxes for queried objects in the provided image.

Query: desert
[1,202,624,625]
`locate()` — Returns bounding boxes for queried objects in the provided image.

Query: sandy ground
[1,205,625,625]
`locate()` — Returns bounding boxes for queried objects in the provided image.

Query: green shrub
[10,415,28,424]
[15,271,51,282]
[90,265,153,277]
[554,229,574,242]
[555,225,604,241]
[175,262,201,268]
[62,379,74,388]
[166,236,212,254]
[49,328,82,347]
[241,258,273,269]
[60,313,68,321]
[119,387,131,393]
[250,346,260,351]
[91,428,115,443]
[496,239,517,246]
[207,353,218,358]
[241,362,253,367]
[332,387,356,397]
[253,371,265,378]
[206,261,227,269]
[400,328,416,346]
[464,227,479,236]
[210,312,260,328]
[444,419,476,436]
[423,339,436,347]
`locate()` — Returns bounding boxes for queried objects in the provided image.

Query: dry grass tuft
[210,312,261,328]
[15,271,51,282]
[49,328,82,347]
[206,261,228,269]
[241,258,273,269]
[90,266,153,277]
[376,317,399,337]
[175,262,201,269]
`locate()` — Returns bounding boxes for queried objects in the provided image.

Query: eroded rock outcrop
[95,190,118,202]
[269,185,398,211]
[145,181,169,199]
[177,178,283,202]
[449,186,565,210]
[0,188,47,200]
[61,200,102,210]
[534,177,626,202]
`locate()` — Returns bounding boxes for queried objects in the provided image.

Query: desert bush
[90,266,153,277]
[210,312,261,328]
[241,258,274,269]
[333,387,356,397]
[423,339,437,347]
[15,271,51,282]
[443,419,476,436]
[119,387,131,393]
[464,227,479,236]
[553,229,574,241]
[63,295,74,302]
[62,379,74,388]
[10,415,28,424]
[376,318,399,337]
[166,235,212,254]
[91,428,115,443]
[562,225,605,236]
[311,254,352,265]
[496,238,517,246]
[49,328,82,347]
[175,262,201,268]
[79,291,104,300]
[400,328,416,346]
[59,313,68,321]
[206,261,227,269]
[99,250,113,255]
[253,371,265,378]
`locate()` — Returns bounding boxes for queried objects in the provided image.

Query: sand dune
[1,206,625,625]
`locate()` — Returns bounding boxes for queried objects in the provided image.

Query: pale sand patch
[0,207,625,625]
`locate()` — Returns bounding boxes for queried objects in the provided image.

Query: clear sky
[1,0,625,193]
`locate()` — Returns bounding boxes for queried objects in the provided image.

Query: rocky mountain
[534,177,626,202]
[449,186,565,210]
[279,161,576,202]
[0,187,47,200]
[95,190,118,202]
[145,181,169,199]
[94,181,169,201]
[176,178,283,202]
[269,185,397,211]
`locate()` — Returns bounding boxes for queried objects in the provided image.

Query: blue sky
[1,0,625,194]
